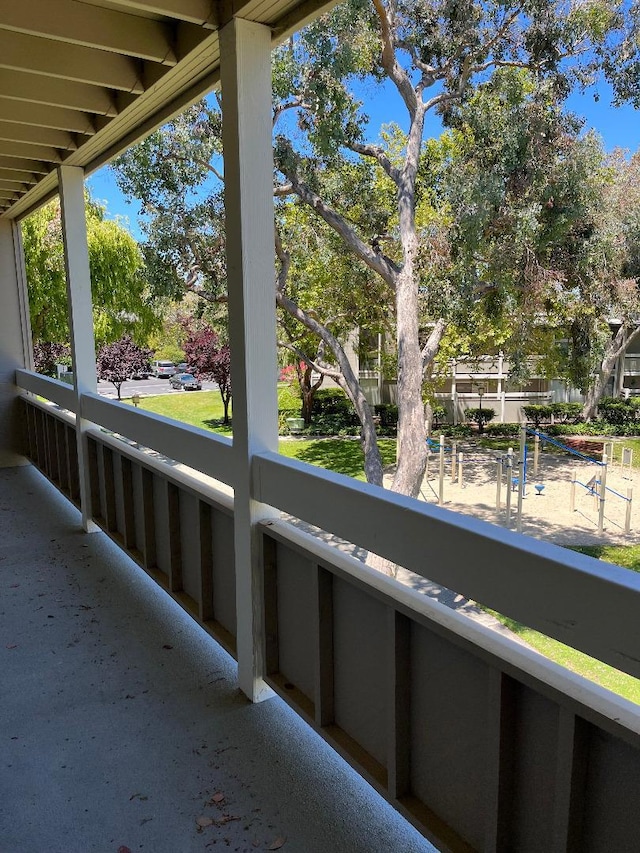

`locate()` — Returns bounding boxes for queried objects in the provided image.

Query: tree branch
[371,0,418,118]
[277,156,400,287]
[277,340,342,380]
[421,318,447,371]
[274,182,295,197]
[347,141,401,185]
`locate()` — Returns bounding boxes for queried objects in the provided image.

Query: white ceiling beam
[0,142,62,163]
[0,99,96,135]
[0,156,51,173]
[0,70,118,116]
[0,0,178,65]
[0,122,76,150]
[0,31,146,93]
[0,169,38,184]
[104,0,216,27]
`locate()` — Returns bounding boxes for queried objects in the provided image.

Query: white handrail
[253,449,640,680]
[15,368,77,412]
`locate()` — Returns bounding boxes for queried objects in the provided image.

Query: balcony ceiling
[0,0,333,220]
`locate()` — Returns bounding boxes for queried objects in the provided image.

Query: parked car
[169,372,202,391]
[150,360,176,378]
[175,362,188,373]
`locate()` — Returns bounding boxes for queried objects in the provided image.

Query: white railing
[16,369,640,852]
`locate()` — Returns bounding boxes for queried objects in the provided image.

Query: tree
[183,325,232,424]
[32,342,71,378]
[96,335,152,400]
[113,0,635,503]
[579,150,640,418]
[22,195,160,352]
[270,0,634,500]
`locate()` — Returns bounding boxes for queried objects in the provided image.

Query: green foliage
[22,195,159,350]
[153,344,184,363]
[522,405,553,427]
[440,424,473,438]
[598,397,639,425]
[550,402,583,423]
[278,383,302,411]
[374,404,399,429]
[485,423,521,437]
[464,407,495,429]
[547,422,619,436]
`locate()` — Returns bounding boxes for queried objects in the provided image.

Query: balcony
[2,461,437,852]
[6,376,640,852]
[2,3,640,851]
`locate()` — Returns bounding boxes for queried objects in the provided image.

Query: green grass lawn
[126,389,396,479]
[128,389,233,437]
[126,390,640,702]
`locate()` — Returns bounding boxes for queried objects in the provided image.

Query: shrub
[440,424,473,438]
[278,409,302,433]
[485,422,521,437]
[313,389,353,416]
[374,403,399,428]
[549,402,583,423]
[547,422,618,437]
[464,406,495,434]
[278,383,302,412]
[598,397,637,425]
[522,404,553,427]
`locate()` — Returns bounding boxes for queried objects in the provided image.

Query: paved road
[97,376,219,400]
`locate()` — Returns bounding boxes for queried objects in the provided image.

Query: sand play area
[397,439,639,548]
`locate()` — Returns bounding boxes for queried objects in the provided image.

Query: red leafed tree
[183,325,232,424]
[96,335,152,400]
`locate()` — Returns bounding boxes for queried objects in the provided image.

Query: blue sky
[87,77,640,239]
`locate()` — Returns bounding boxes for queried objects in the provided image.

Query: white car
[151,360,176,378]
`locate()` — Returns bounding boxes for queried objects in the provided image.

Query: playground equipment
[425,435,450,505]
[428,427,634,536]
[603,441,634,478]
[530,429,634,535]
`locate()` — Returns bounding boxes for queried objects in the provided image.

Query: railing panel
[410,623,491,851]
[582,725,640,852]
[210,508,236,638]
[273,542,316,706]
[254,451,640,679]
[67,427,80,505]
[178,490,201,604]
[55,420,68,494]
[333,576,389,773]
[140,467,157,571]
[16,369,77,412]
[261,519,640,853]
[111,450,125,536]
[81,392,235,487]
[47,415,59,483]
[152,476,172,580]
[506,682,559,852]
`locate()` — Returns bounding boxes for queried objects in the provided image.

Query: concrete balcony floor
[1,465,437,853]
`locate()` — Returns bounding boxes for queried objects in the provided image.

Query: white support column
[0,219,32,466]
[58,164,98,532]
[220,18,278,702]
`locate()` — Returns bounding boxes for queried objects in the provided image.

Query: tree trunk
[276,289,384,486]
[581,325,640,420]
[299,364,322,425]
[222,392,231,424]
[390,264,427,498]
